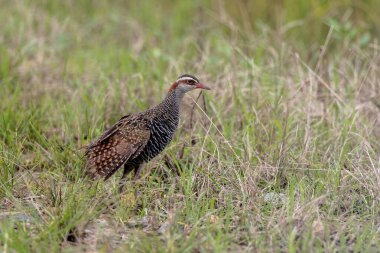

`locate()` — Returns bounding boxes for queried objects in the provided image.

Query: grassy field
[1,0,380,252]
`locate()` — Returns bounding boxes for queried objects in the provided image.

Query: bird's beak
[195,83,211,90]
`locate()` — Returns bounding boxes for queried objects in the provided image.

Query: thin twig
[189,91,204,129]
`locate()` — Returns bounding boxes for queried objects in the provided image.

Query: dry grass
[1,0,380,252]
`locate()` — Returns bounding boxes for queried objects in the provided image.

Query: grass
[1,0,380,252]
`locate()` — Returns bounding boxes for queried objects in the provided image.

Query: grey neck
[172,88,187,105]
[150,89,185,115]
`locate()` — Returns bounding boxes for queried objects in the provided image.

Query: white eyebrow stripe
[177,77,197,82]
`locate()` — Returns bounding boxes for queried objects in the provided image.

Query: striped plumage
[85,74,210,189]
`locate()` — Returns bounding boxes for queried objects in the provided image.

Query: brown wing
[87,114,130,149]
[85,115,150,180]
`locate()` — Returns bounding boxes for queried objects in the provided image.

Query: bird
[84,74,210,192]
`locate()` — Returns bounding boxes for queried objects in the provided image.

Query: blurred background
[2,0,379,120]
[1,0,378,77]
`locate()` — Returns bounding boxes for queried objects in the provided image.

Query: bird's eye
[187,80,195,85]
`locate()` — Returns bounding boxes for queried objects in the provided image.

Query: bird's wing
[87,114,131,149]
[85,115,150,180]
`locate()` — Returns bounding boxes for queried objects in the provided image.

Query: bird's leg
[133,163,145,181]
[118,164,135,193]
[133,163,145,199]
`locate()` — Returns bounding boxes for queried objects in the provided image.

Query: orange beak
[195,83,211,90]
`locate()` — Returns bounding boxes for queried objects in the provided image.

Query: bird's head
[169,74,210,93]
